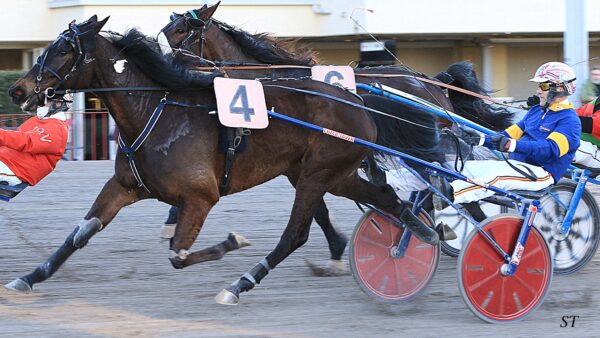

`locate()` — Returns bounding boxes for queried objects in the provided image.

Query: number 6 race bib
[214,77,269,129]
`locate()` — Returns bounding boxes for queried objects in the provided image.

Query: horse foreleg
[216,172,328,305]
[4,177,142,293]
[169,231,250,269]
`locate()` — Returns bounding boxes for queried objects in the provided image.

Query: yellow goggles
[538,82,553,91]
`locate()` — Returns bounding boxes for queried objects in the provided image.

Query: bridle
[34,22,96,99]
[165,10,212,59]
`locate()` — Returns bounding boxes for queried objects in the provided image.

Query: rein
[263,84,438,131]
[191,64,521,109]
[355,73,521,109]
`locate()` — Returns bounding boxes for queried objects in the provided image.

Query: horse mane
[108,29,221,89]
[213,20,318,66]
[440,61,515,130]
[361,94,443,164]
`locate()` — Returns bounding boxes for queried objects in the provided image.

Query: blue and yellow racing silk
[503,102,581,182]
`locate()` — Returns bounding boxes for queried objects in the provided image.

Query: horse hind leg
[304,200,350,277]
[5,177,143,293]
[331,173,440,245]
[216,171,330,305]
[285,171,349,276]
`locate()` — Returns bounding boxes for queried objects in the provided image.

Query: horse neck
[201,24,257,63]
[91,37,166,143]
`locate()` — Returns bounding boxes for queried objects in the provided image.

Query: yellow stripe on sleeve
[547,132,569,157]
[505,124,524,140]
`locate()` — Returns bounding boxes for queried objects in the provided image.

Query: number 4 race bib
[214,77,269,129]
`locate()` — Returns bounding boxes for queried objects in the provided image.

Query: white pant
[386,167,428,193]
[451,160,554,204]
[573,140,600,168]
[0,161,22,186]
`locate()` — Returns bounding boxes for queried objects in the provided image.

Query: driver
[432,62,581,217]
[0,98,69,186]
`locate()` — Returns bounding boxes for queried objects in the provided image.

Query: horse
[161,2,514,131]
[158,2,514,270]
[6,16,441,305]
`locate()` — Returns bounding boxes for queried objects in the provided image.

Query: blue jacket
[500,102,581,182]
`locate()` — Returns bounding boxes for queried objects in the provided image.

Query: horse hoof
[229,232,251,249]
[4,279,32,293]
[215,289,239,305]
[169,256,186,269]
[305,259,350,277]
[160,224,176,240]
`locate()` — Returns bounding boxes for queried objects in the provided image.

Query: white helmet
[529,62,577,94]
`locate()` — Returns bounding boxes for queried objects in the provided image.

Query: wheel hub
[550,218,569,241]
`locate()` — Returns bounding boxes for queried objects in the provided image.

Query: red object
[459,215,552,323]
[350,210,439,302]
[576,102,600,138]
[0,116,68,185]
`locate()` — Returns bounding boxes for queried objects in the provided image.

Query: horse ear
[198,1,220,21]
[87,15,98,23]
[93,16,110,33]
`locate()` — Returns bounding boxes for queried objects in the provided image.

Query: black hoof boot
[436,222,458,241]
[399,208,439,246]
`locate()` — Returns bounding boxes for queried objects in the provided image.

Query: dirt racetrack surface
[1,161,599,337]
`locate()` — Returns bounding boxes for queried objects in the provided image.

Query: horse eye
[60,51,68,56]
[176,28,186,34]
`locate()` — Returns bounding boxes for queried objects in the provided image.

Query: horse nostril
[9,86,25,98]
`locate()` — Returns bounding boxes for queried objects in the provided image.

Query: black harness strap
[220,127,249,196]
[118,97,216,192]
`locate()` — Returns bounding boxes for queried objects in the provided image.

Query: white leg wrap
[177,249,189,260]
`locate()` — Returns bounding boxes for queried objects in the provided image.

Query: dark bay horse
[7,16,440,305]
[158,2,513,271]
[161,2,514,131]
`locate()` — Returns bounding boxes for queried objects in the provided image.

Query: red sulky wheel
[349,210,440,302]
[458,214,553,323]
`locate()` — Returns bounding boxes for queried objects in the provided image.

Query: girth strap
[219,127,249,196]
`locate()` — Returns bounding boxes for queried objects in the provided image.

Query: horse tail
[435,61,514,130]
[362,94,443,164]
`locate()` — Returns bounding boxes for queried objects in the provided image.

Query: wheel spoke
[513,273,542,297]
[364,255,391,281]
[402,252,430,269]
[519,245,543,264]
[466,270,499,292]
[359,236,390,250]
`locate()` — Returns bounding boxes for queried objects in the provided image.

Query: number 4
[229,85,255,122]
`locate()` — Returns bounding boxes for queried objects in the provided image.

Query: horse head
[160,2,221,54]
[9,15,109,112]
